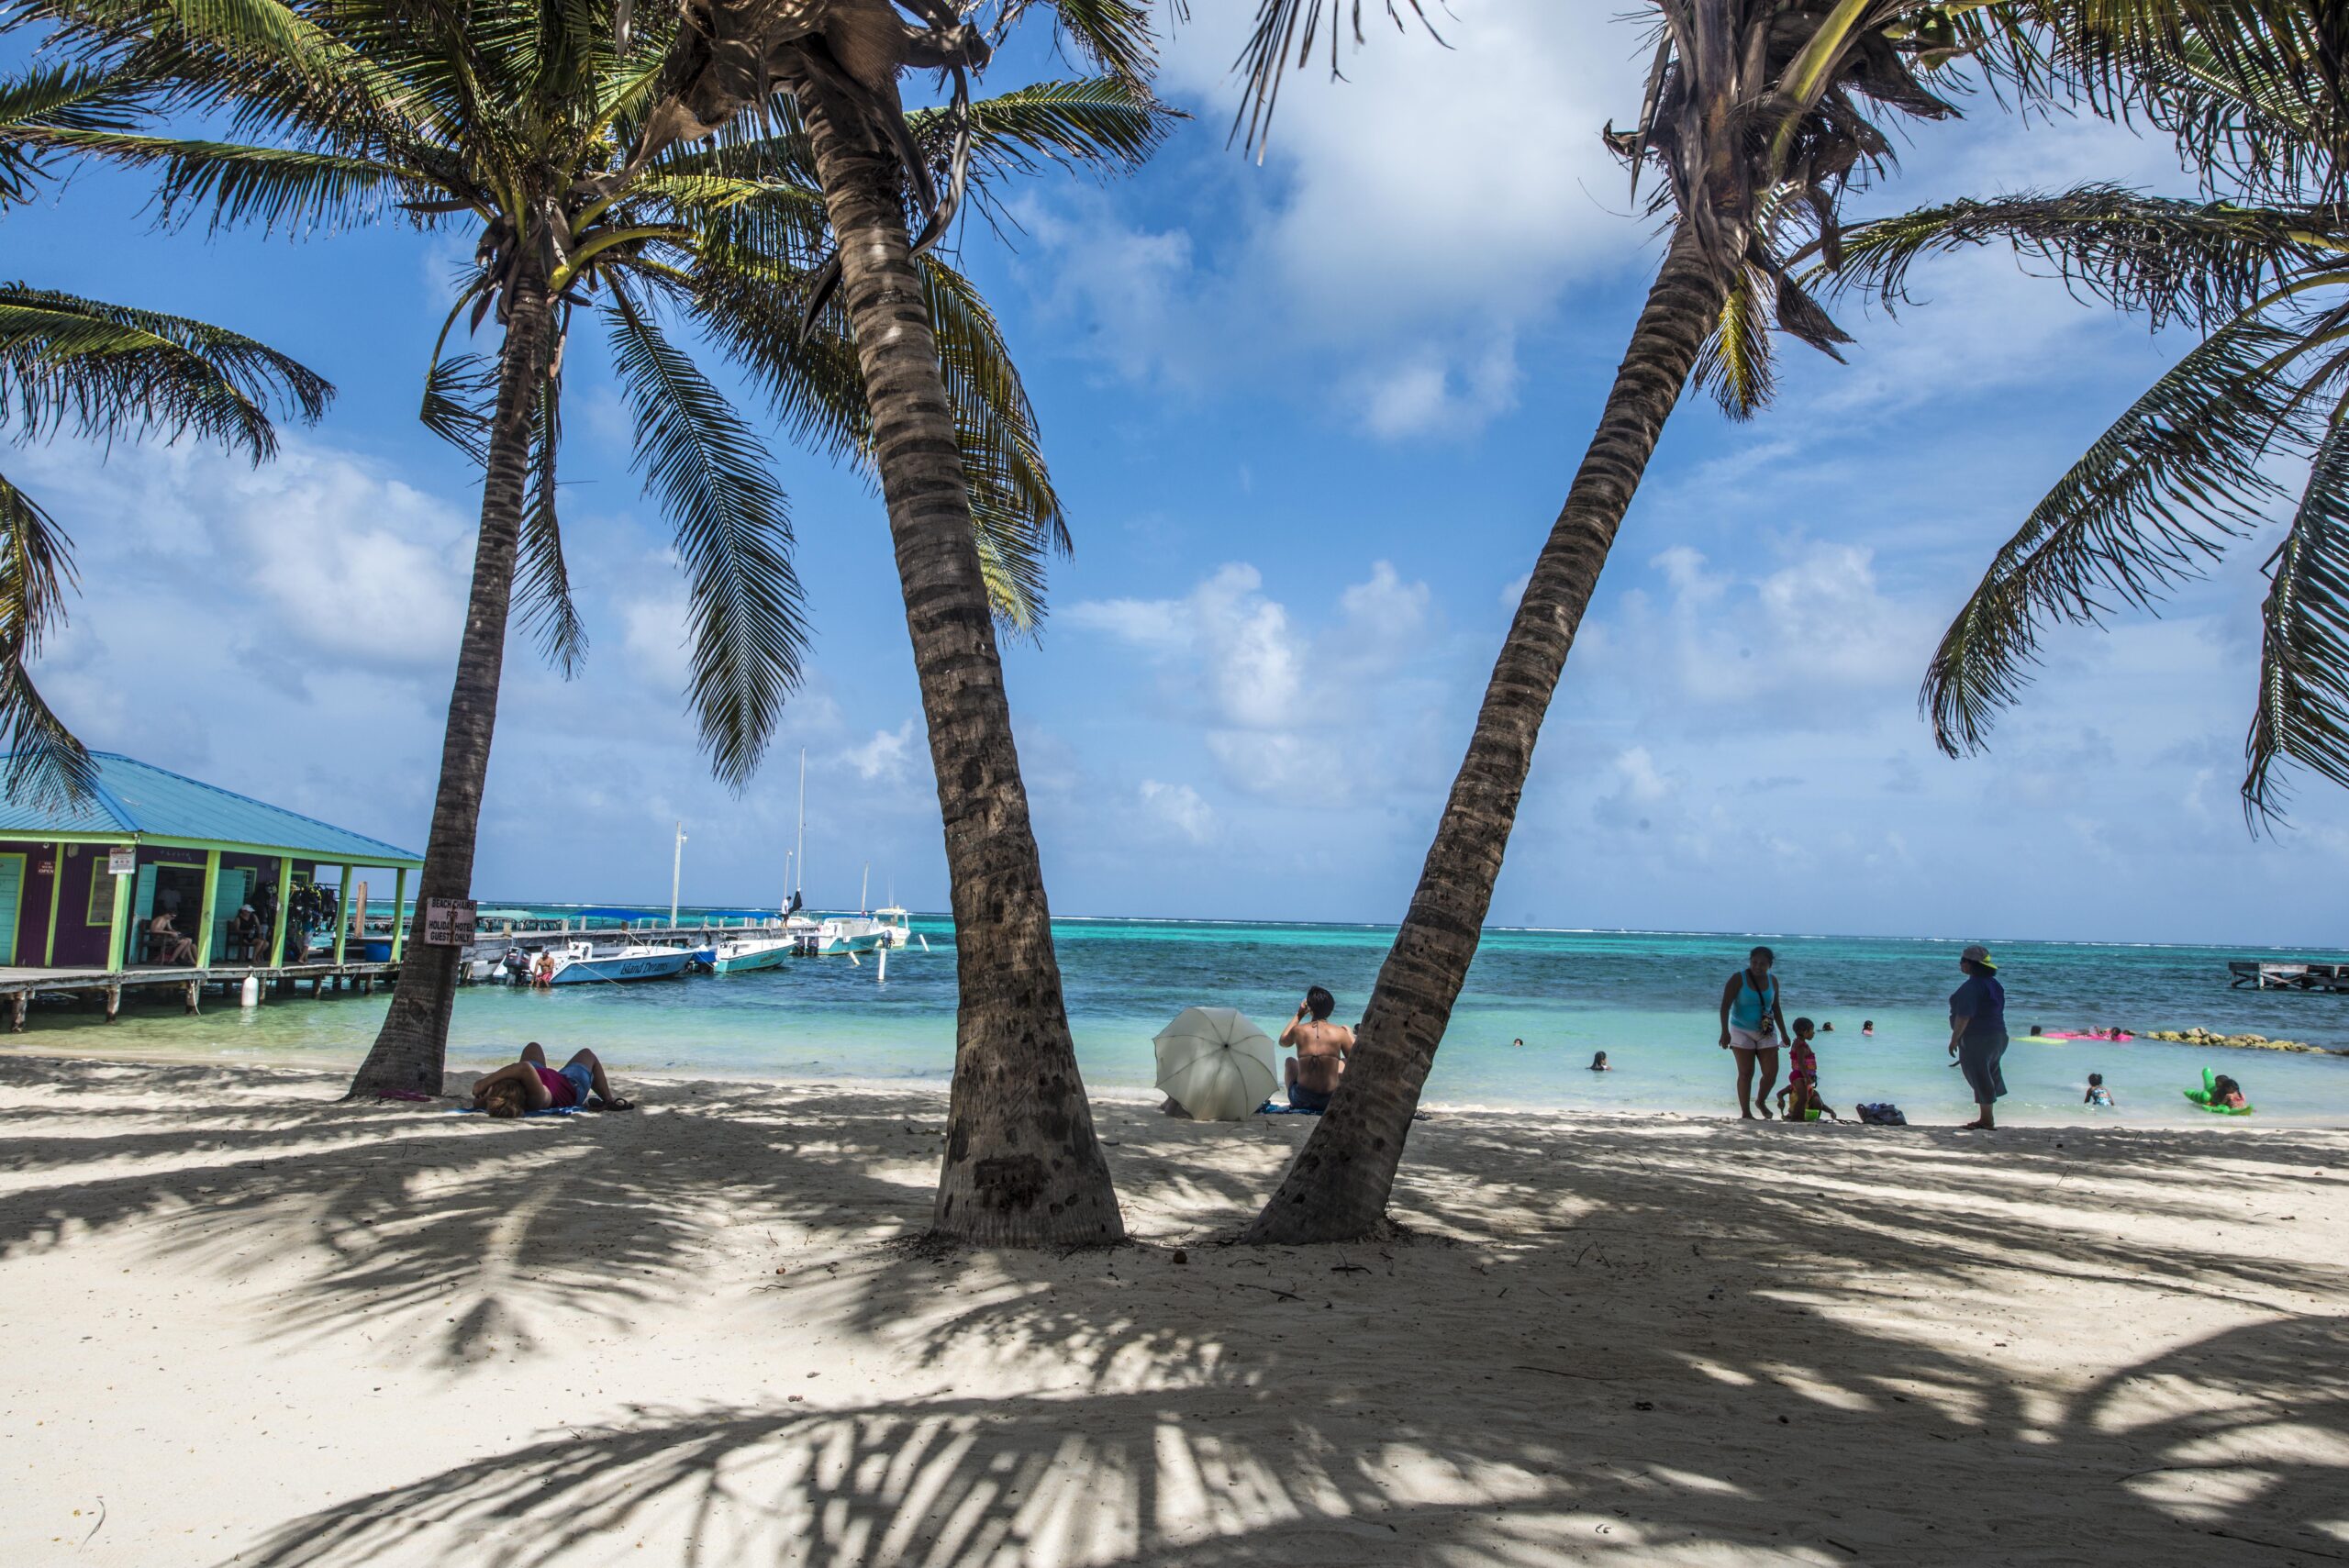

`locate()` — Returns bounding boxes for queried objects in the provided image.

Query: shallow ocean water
[22,917,2349,1129]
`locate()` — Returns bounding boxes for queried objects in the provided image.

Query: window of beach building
[85,853,115,928]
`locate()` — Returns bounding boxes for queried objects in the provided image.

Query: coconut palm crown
[1827,0,2349,821]
[1230,0,2006,1244]
[5,0,1167,1100]
[0,61,330,809]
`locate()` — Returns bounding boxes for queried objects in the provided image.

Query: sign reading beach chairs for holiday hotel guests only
[422,899,478,947]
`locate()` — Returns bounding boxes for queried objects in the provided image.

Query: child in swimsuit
[2084,1073,2115,1108]
[1774,1018,1843,1122]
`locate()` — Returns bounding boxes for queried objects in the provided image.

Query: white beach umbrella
[1153,1006,1278,1122]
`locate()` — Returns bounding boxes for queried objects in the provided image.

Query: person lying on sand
[1280,986,1352,1112]
[471,1041,632,1116]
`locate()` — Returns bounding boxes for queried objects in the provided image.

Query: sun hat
[1961,943,1998,971]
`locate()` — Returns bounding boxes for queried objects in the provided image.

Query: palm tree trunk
[795,71,1124,1247]
[1243,227,1725,1243]
[346,264,551,1098]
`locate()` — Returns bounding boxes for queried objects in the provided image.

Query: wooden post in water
[334,865,353,965]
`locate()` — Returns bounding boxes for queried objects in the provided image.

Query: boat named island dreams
[543,940,693,984]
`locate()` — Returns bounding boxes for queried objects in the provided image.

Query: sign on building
[422,898,478,947]
[107,846,137,877]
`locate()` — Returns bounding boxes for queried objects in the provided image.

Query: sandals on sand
[595,1096,635,1112]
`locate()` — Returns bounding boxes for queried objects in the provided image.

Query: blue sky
[14,3,2349,944]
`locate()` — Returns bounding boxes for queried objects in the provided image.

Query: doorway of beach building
[133,862,206,962]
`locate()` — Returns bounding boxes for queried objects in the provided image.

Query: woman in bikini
[470,1041,632,1116]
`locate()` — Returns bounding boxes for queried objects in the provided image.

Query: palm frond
[922,256,1066,631]
[517,369,586,675]
[0,469,95,807]
[1828,183,2346,333]
[0,60,149,206]
[686,236,865,467]
[36,129,418,234]
[1231,0,1440,153]
[1921,312,2317,757]
[2245,417,2349,822]
[605,284,804,788]
[912,75,1176,183]
[1693,263,1776,418]
[1023,0,1163,85]
[0,283,332,456]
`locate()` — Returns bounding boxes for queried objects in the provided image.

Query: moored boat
[710,935,795,974]
[543,940,692,984]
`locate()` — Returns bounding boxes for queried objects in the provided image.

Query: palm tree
[1232,1,2004,1244]
[643,1,1166,1245]
[1825,2,2349,820]
[13,0,1163,1117]
[0,64,331,808]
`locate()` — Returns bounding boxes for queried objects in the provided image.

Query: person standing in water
[1719,946,1791,1119]
[1948,945,2009,1129]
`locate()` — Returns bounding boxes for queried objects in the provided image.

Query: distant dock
[2229,961,2349,993]
[0,959,401,1028]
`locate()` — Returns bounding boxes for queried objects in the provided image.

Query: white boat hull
[711,939,794,974]
[546,947,691,984]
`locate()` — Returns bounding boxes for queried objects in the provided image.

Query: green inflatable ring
[2185,1067,2254,1115]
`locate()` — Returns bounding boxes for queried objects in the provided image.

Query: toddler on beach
[1776,1018,1843,1122]
[2084,1073,2116,1108]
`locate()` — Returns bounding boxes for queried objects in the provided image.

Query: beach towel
[1257,1101,1323,1117]
[447,1105,584,1118]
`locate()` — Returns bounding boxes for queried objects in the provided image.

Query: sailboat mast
[796,748,806,898]
[670,820,685,927]
[861,863,869,916]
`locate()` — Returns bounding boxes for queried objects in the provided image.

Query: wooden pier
[2228,961,2349,992]
[0,959,403,1029]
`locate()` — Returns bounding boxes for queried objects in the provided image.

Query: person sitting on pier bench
[471,1041,632,1115]
[145,908,196,966]
[227,905,264,962]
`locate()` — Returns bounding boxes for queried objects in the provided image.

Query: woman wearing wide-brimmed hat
[1947,945,2009,1130]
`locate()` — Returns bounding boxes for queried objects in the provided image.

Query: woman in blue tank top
[1718,946,1791,1118]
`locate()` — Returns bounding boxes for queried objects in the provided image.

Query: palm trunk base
[346,951,462,1098]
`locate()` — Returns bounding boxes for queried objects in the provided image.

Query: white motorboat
[710,934,795,974]
[543,940,692,984]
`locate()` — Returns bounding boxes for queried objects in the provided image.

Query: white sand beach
[3,1050,2344,1565]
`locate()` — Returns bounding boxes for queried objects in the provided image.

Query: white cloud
[1021,3,1651,437]
[23,437,471,673]
[1069,558,1442,803]
[619,581,693,695]
[1139,778,1217,844]
[841,719,916,784]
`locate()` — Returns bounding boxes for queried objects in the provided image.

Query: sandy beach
[2,1050,2344,1566]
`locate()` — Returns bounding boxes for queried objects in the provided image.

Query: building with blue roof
[0,753,423,973]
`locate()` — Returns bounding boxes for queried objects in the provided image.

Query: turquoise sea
[28,915,2349,1129]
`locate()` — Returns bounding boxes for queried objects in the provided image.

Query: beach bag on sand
[1856,1102,1907,1126]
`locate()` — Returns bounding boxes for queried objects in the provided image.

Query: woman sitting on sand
[471,1041,631,1116]
[1279,987,1352,1112]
